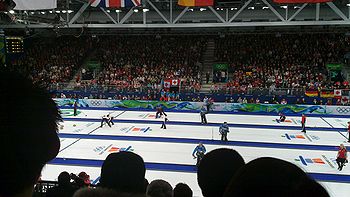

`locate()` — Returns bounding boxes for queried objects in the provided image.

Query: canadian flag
[172,79,180,86]
[334,89,342,98]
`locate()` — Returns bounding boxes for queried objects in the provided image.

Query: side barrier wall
[54,99,350,116]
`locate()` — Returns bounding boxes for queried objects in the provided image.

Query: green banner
[213,63,228,71]
[86,61,101,70]
[326,64,342,71]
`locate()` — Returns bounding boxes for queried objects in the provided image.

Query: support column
[316,3,320,21]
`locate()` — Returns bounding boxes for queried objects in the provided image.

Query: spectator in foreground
[73,187,147,197]
[46,172,78,197]
[0,69,61,197]
[99,152,146,195]
[197,148,245,197]
[224,157,329,197]
[146,179,173,197]
[174,183,193,197]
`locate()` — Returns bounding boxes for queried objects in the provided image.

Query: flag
[13,0,57,10]
[164,79,180,89]
[164,80,171,89]
[273,0,332,3]
[305,90,318,97]
[172,79,180,86]
[342,96,349,104]
[334,89,342,99]
[178,0,214,7]
[320,90,334,98]
[90,0,141,8]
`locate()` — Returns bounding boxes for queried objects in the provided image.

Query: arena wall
[54,99,350,116]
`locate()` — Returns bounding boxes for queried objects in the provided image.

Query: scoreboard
[5,36,24,53]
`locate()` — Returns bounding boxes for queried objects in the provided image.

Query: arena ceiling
[1,0,350,29]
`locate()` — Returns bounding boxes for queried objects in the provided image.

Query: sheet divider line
[58,133,339,151]
[321,117,349,140]
[113,110,126,118]
[62,117,340,132]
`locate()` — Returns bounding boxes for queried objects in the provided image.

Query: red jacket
[338,148,347,159]
[301,115,306,124]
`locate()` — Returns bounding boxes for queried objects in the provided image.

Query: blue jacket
[219,124,229,134]
[200,106,208,115]
[192,145,206,157]
[203,98,209,105]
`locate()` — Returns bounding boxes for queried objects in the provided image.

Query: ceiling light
[280,5,287,9]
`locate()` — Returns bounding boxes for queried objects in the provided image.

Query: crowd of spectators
[6,33,350,103]
[89,35,205,93]
[15,36,93,87]
[215,33,350,93]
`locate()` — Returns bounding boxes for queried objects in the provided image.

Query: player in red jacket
[301,114,306,133]
[336,144,348,171]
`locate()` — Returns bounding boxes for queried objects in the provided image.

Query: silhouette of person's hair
[146,179,173,197]
[197,148,245,197]
[174,183,193,197]
[0,69,61,197]
[73,187,148,197]
[99,152,146,194]
[57,171,71,187]
[224,157,329,197]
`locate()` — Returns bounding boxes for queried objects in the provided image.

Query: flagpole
[170,0,173,23]
[179,79,181,94]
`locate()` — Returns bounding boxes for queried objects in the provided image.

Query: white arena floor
[41,109,350,197]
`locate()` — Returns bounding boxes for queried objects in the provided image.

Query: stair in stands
[200,39,215,93]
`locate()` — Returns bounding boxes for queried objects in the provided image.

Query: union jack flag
[90,0,141,8]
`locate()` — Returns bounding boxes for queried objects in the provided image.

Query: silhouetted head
[99,152,146,194]
[224,157,329,197]
[146,179,173,197]
[57,171,71,187]
[73,187,148,197]
[197,148,245,197]
[0,69,61,197]
[174,183,193,197]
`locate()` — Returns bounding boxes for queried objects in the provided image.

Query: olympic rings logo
[90,100,102,106]
[336,107,350,113]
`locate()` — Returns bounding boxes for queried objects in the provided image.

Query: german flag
[305,90,318,97]
[320,90,334,98]
[178,0,214,7]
